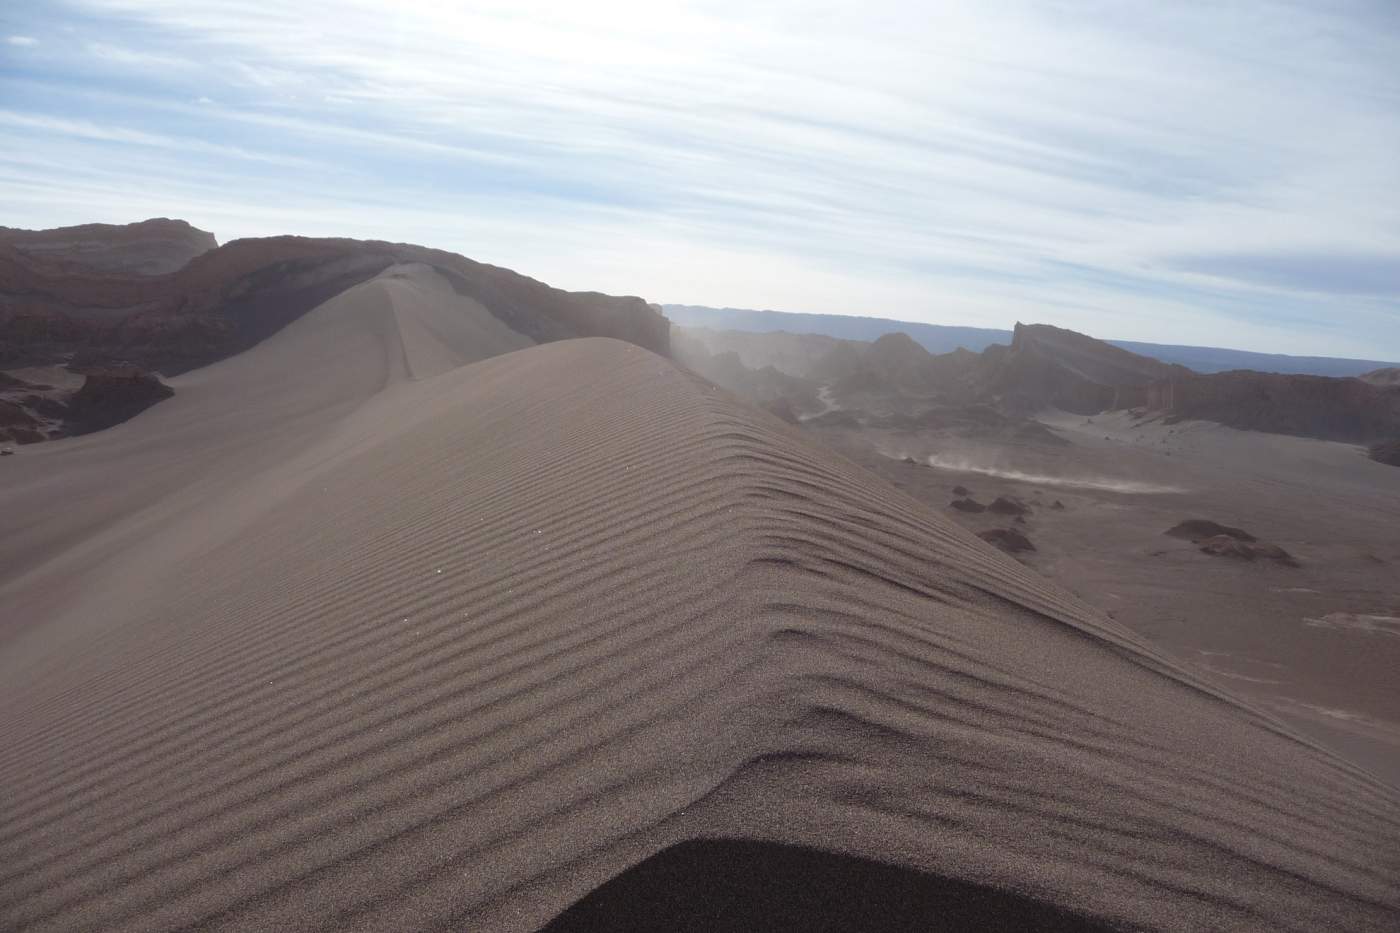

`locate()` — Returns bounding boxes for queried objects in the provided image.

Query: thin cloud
[6,35,39,46]
[4,0,1398,357]
[1170,252,1400,298]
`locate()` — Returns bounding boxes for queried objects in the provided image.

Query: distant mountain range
[674,314,1400,449]
[663,304,1399,377]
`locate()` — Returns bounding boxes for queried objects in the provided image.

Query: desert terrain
[1,222,1398,931]
[679,321,1400,782]
[815,410,1400,781]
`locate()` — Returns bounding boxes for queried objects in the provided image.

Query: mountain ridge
[664,304,1400,377]
[1,223,669,376]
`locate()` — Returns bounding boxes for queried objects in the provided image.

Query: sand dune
[2,272,1398,931]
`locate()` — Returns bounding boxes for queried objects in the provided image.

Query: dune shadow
[541,839,1109,932]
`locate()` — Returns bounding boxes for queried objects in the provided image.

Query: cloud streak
[2,0,1398,357]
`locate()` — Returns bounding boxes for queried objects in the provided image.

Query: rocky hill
[667,303,1398,376]
[982,323,1190,414]
[1360,367,1400,388]
[1146,370,1400,443]
[0,221,670,375]
[0,218,217,276]
[675,320,1400,446]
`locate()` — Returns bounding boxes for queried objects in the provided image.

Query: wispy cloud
[1169,252,1400,298]
[6,35,39,46]
[2,0,1398,357]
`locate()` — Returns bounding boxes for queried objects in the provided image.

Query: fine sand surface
[831,407,1400,786]
[2,269,1399,930]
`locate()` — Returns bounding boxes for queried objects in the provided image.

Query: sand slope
[1,272,1398,931]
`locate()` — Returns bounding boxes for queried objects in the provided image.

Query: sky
[2,1,1399,359]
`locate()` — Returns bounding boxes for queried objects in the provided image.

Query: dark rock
[1198,535,1297,567]
[1050,500,1065,510]
[952,485,971,496]
[987,496,1028,516]
[2,225,672,374]
[8,427,44,444]
[1361,367,1400,388]
[979,528,1035,553]
[1165,520,1255,543]
[0,217,217,275]
[22,394,67,419]
[1144,370,1400,444]
[760,397,800,425]
[1370,439,1400,467]
[987,322,1186,415]
[950,498,986,513]
[67,366,174,435]
[0,399,38,428]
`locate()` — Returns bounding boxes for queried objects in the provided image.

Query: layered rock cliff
[0,218,217,276]
[0,223,671,375]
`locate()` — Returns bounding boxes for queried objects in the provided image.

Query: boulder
[1165,520,1255,543]
[988,496,1028,516]
[979,528,1035,553]
[1198,535,1297,567]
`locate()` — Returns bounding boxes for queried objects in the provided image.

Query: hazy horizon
[3,1,1398,357]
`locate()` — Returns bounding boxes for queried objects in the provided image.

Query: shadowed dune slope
[1,274,1399,931]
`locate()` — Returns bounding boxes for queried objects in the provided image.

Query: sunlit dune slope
[1,265,1398,932]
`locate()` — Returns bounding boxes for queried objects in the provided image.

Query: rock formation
[978,527,1036,553]
[1369,438,1400,467]
[1143,370,1400,443]
[0,218,217,276]
[66,366,175,435]
[1,222,671,375]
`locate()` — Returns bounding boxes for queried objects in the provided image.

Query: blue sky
[3,1,1399,358]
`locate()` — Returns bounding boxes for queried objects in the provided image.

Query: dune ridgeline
[0,223,1397,932]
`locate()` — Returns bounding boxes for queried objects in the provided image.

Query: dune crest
[1,278,1398,931]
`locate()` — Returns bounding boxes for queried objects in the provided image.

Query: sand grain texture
[2,268,1399,931]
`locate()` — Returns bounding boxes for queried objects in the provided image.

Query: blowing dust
[881,448,1187,495]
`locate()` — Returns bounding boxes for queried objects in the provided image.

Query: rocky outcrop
[1164,520,1296,566]
[641,320,1400,448]
[66,366,174,435]
[978,528,1035,553]
[812,333,982,398]
[0,224,672,374]
[984,323,1189,415]
[987,496,1029,516]
[0,218,217,276]
[1197,535,1297,567]
[1370,439,1400,467]
[1360,367,1400,388]
[1143,371,1400,443]
[1165,519,1255,543]
[0,399,43,445]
